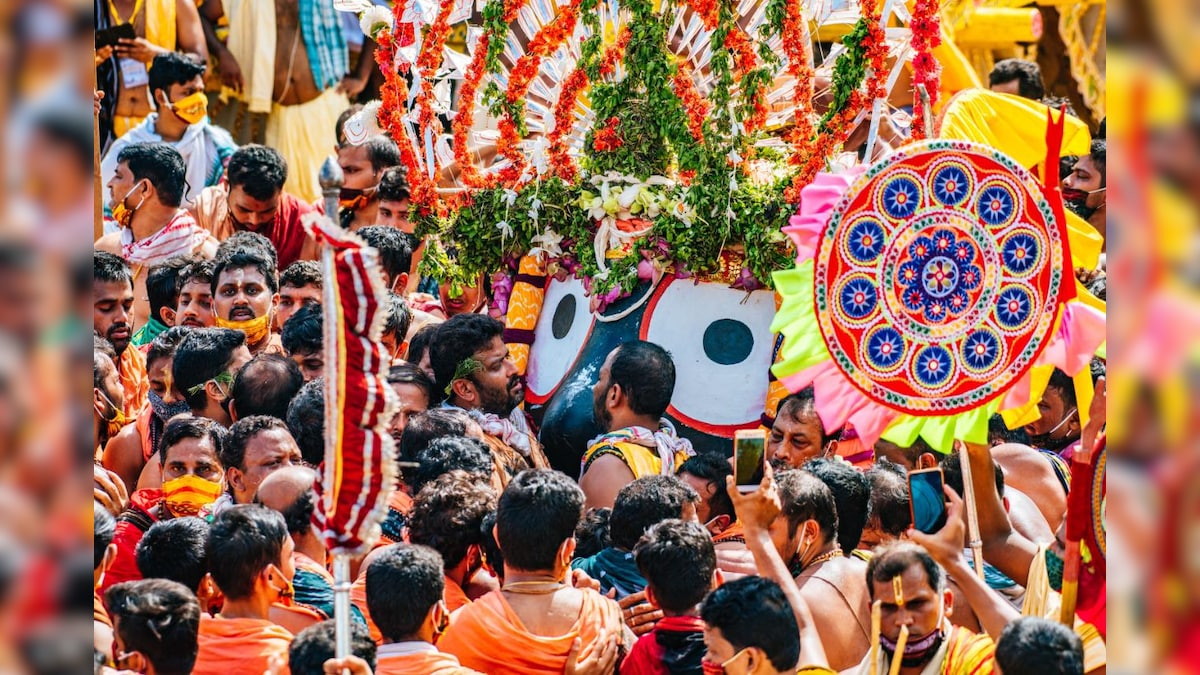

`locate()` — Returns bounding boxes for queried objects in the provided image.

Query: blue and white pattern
[865,325,905,371]
[995,286,1035,330]
[895,230,983,324]
[911,344,954,388]
[1001,232,1040,275]
[961,329,1002,373]
[838,277,878,320]
[845,219,886,263]
[881,177,921,219]
[932,164,970,206]
[978,185,1016,226]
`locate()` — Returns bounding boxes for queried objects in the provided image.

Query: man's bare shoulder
[95,233,122,254]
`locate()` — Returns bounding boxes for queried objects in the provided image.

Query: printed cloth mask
[161,474,223,517]
[881,626,946,668]
[701,648,750,675]
[149,389,190,422]
[170,91,209,125]
[339,185,376,211]
[215,312,272,345]
[111,180,148,229]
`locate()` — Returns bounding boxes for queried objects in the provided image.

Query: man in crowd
[386,364,434,442]
[229,353,305,421]
[995,618,1085,675]
[431,314,550,479]
[132,255,193,347]
[194,505,296,675]
[191,145,317,268]
[382,294,414,361]
[274,261,323,332]
[173,258,216,328]
[1023,368,1082,455]
[136,517,221,614]
[873,436,939,472]
[335,135,401,230]
[857,460,910,552]
[281,304,324,383]
[804,458,870,557]
[374,167,411,233]
[95,503,118,662]
[105,579,202,675]
[286,378,326,467]
[222,415,304,505]
[572,475,699,599]
[356,225,414,297]
[212,244,281,356]
[580,341,694,509]
[987,58,1045,100]
[1062,139,1107,244]
[407,471,498,613]
[94,338,126,455]
[97,143,219,328]
[677,454,735,536]
[769,388,839,471]
[288,621,377,675]
[101,415,226,594]
[438,469,624,672]
[94,251,148,422]
[101,52,236,207]
[172,327,252,428]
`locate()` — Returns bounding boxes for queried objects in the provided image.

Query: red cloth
[195,185,317,268]
[621,615,706,675]
[99,489,163,596]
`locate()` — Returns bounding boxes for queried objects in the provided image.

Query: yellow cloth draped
[144,0,176,52]
[1023,546,1108,673]
[853,625,994,675]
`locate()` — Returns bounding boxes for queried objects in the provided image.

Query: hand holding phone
[96,23,137,50]
[734,429,767,493]
[908,468,948,534]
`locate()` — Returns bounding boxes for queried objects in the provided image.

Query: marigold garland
[908,0,942,140]
[374,26,442,215]
[780,0,814,165]
[592,117,624,152]
[671,61,709,142]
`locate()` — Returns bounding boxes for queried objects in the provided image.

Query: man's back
[194,614,294,675]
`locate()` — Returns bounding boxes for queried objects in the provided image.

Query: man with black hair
[773,470,872,671]
[212,244,281,355]
[857,460,910,552]
[357,224,428,330]
[172,327,252,427]
[988,58,1045,100]
[803,457,870,555]
[408,471,498,613]
[367,544,483,674]
[678,454,735,534]
[275,261,323,333]
[621,519,717,674]
[439,469,623,673]
[572,475,699,599]
[431,313,550,479]
[398,408,483,462]
[769,387,839,471]
[386,363,433,441]
[230,353,305,421]
[406,323,438,379]
[173,258,216,328]
[410,436,495,496]
[95,503,119,663]
[994,617,1084,675]
[191,144,318,268]
[94,338,126,454]
[700,576,806,675]
[195,505,296,675]
[101,52,236,208]
[381,293,414,361]
[286,378,326,466]
[105,579,202,675]
[580,340,694,510]
[282,304,324,382]
[102,415,226,595]
[223,416,303,505]
[97,143,218,326]
[289,620,377,675]
[336,135,401,230]
[1062,139,1107,241]
[873,435,939,471]
[135,517,218,611]
[133,255,196,347]
[94,251,148,423]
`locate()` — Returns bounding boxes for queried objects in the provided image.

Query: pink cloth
[121,210,210,266]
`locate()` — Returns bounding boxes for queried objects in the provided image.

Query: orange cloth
[444,575,471,613]
[94,591,111,627]
[194,615,293,675]
[350,563,383,644]
[438,589,622,674]
[118,347,149,423]
[375,647,484,675]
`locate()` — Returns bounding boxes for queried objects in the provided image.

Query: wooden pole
[956,440,986,580]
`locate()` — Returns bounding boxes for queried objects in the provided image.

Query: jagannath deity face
[525,272,778,471]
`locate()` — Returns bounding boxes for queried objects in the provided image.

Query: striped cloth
[120,210,210,267]
[300,0,349,93]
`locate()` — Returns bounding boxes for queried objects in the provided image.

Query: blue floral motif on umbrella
[895,229,984,323]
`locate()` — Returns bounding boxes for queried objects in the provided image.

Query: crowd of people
[91,0,1108,669]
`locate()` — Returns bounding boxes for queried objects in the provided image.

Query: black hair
[289,620,377,675]
[940,449,1005,500]
[104,579,201,675]
[866,542,944,599]
[95,334,116,360]
[988,58,1045,100]
[405,323,437,366]
[480,511,504,578]
[777,387,839,445]
[607,341,676,418]
[147,52,206,102]
[1089,138,1106,183]
[178,258,214,288]
[286,378,326,466]
[410,436,493,495]
[408,470,497,568]
[366,544,445,642]
[387,363,435,407]
[212,245,279,295]
[225,145,288,201]
[94,341,117,392]
[172,328,246,411]
[573,508,612,560]
[146,326,191,368]
[775,469,839,545]
[95,501,116,570]
[677,453,735,521]
[995,617,1085,675]
[159,415,227,468]
[146,256,196,326]
[634,519,715,614]
[94,250,132,285]
[276,482,317,538]
[988,413,1031,446]
[116,142,188,208]
[377,166,410,202]
[282,304,323,357]
[362,135,402,172]
[383,293,413,344]
[135,517,210,593]
[216,231,278,266]
[429,314,505,402]
[864,460,911,540]
[206,504,289,600]
[802,458,869,554]
[609,475,699,551]
[700,576,799,671]
[497,469,584,572]
[279,260,323,290]
[224,416,291,472]
[399,408,475,461]
[230,353,303,421]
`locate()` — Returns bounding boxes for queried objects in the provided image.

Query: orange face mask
[161,474,223,517]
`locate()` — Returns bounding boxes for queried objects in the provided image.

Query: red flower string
[908,0,941,140]
[672,61,710,142]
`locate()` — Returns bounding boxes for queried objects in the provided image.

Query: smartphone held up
[734,429,767,493]
[908,468,948,534]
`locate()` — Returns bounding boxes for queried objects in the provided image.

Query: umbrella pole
[956,441,985,580]
[333,553,352,662]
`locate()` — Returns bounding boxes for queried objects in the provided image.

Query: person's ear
[93,387,107,415]
[394,272,410,295]
[451,378,475,403]
[917,453,937,470]
[118,650,148,674]
[942,587,954,618]
[606,382,622,409]
[644,585,661,610]
[227,399,240,423]
[491,523,502,553]
[160,306,178,326]
[705,514,732,536]
[1001,497,1010,513]
[712,568,724,590]
[558,537,576,568]
[205,380,226,404]
[226,466,245,495]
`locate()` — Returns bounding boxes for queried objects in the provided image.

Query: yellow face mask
[161,474,223,517]
[215,312,272,345]
[170,91,209,126]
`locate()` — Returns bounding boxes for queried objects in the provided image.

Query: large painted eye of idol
[527,274,778,472]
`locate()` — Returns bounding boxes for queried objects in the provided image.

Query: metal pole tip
[319,156,345,190]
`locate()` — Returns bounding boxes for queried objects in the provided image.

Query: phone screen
[908,469,947,534]
[734,431,766,492]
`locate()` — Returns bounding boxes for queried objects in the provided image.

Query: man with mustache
[131,255,195,348]
[333,135,400,231]
[172,259,217,329]
[94,251,148,425]
[212,245,282,356]
[429,314,550,482]
[1062,139,1106,247]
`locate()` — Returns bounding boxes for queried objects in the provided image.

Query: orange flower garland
[781,0,814,164]
[724,27,758,76]
[592,117,624,152]
[672,61,710,142]
[687,0,719,30]
[908,0,941,140]
[452,48,493,189]
[374,27,442,215]
[546,27,630,181]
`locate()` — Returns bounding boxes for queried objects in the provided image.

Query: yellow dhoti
[265,88,349,203]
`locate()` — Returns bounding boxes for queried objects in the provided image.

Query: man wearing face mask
[99,415,227,596]
[1061,140,1106,246]
[212,245,282,356]
[100,53,236,211]
[331,135,401,231]
[408,471,498,614]
[1023,369,1082,456]
[768,388,840,472]
[94,338,127,456]
[194,504,298,675]
[172,327,253,428]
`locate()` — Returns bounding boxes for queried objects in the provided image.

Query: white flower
[729,175,739,192]
[727,149,743,164]
[671,201,695,227]
[617,184,642,211]
[530,228,564,259]
[502,189,519,208]
[496,220,513,238]
[359,5,393,38]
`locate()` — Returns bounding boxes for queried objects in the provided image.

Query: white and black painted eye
[526,276,595,403]
[641,277,776,434]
